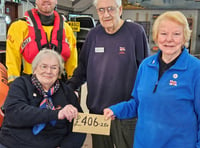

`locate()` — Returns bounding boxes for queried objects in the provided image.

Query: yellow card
[67,21,80,32]
[73,112,111,135]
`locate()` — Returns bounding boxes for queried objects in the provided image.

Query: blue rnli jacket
[110,48,200,148]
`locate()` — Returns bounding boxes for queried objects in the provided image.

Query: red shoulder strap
[25,9,48,49]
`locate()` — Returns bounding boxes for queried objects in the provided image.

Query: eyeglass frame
[96,6,119,15]
[38,64,59,72]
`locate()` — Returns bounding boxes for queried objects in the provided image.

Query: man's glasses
[39,64,59,72]
[97,6,118,15]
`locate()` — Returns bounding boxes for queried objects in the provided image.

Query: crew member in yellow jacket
[6,0,77,84]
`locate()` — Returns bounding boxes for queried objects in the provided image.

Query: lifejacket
[20,8,70,63]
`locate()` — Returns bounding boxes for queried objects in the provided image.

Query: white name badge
[73,112,111,135]
[95,47,104,53]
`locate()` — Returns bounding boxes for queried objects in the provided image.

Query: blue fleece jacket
[110,48,200,148]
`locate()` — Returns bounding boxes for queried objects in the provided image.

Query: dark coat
[0,75,86,148]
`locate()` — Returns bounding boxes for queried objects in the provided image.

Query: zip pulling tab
[153,82,158,93]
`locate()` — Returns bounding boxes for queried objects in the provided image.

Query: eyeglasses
[97,6,118,15]
[39,64,59,72]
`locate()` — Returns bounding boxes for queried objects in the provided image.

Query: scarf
[31,74,60,135]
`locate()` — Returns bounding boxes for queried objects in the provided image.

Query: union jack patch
[169,80,177,86]
[119,47,126,54]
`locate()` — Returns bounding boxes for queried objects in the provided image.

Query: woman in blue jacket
[104,11,200,148]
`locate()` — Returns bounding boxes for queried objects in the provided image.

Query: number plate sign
[67,21,80,32]
[73,113,111,135]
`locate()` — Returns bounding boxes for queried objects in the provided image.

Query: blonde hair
[32,48,64,77]
[152,11,192,48]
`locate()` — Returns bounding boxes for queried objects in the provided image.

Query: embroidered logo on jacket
[119,47,126,54]
[169,80,177,86]
[169,73,178,86]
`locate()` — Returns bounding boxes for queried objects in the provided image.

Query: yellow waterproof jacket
[6,17,77,83]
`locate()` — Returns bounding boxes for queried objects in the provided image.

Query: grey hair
[32,48,64,77]
[93,0,122,7]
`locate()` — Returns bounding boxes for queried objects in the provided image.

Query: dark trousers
[92,118,137,148]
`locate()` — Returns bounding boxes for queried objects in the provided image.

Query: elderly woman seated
[0,49,86,148]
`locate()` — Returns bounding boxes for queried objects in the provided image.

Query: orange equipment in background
[0,63,9,127]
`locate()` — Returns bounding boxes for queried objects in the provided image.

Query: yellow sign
[67,21,80,32]
[73,113,111,135]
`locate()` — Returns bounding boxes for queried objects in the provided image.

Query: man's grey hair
[93,0,122,7]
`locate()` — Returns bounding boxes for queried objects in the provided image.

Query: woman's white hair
[32,48,64,77]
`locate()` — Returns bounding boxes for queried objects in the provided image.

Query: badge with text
[95,47,104,53]
[73,113,111,135]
